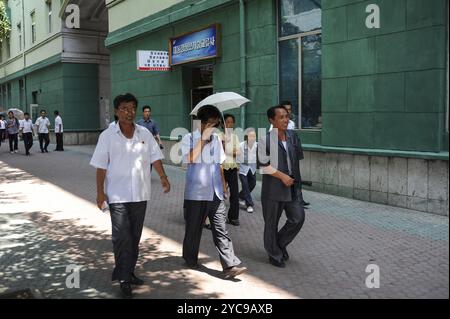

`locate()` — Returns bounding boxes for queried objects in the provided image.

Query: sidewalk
[0,143,448,299]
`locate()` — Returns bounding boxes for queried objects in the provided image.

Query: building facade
[0,0,109,144]
[93,0,449,215]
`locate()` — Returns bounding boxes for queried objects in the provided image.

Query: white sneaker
[239,200,246,208]
[10,151,14,154]
[14,150,18,153]
[247,206,254,213]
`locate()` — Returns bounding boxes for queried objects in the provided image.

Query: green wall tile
[406,69,446,113]
[322,6,347,44]
[322,112,374,147]
[407,0,447,29]
[373,113,440,151]
[323,78,348,112]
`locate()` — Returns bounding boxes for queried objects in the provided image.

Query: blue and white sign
[170,24,220,66]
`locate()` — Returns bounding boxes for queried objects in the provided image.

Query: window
[19,79,25,109]
[7,83,12,107]
[17,23,22,52]
[278,0,322,130]
[6,38,10,59]
[46,1,52,33]
[31,11,36,44]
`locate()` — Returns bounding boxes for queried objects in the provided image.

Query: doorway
[190,64,213,131]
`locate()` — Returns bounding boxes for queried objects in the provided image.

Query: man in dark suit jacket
[257,105,306,268]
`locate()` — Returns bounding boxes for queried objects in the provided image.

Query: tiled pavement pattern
[0,143,448,299]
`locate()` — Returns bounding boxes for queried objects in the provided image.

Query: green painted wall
[25,63,64,121]
[62,63,100,130]
[109,0,278,137]
[322,0,448,152]
[23,62,100,130]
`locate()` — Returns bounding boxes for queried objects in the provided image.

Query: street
[0,143,448,299]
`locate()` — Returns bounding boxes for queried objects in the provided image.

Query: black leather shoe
[280,247,289,261]
[203,223,212,230]
[130,273,144,285]
[119,281,133,298]
[269,257,285,268]
[228,219,240,226]
[301,200,310,206]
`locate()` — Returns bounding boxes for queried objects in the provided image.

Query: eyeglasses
[118,107,136,114]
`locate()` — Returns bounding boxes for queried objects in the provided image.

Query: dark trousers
[38,133,50,151]
[239,171,257,207]
[183,195,241,270]
[0,129,5,143]
[261,186,306,263]
[23,133,33,155]
[224,168,239,221]
[8,133,18,152]
[55,133,64,151]
[109,201,147,282]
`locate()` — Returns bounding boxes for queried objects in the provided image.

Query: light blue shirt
[181,130,226,201]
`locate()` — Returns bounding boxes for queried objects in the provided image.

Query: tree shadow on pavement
[0,211,219,299]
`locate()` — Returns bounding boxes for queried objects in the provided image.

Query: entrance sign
[169,24,220,66]
[137,50,170,71]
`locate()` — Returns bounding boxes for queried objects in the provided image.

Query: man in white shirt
[34,110,51,153]
[54,110,64,151]
[19,112,35,156]
[0,114,6,148]
[90,93,170,298]
[238,128,258,213]
[269,101,295,131]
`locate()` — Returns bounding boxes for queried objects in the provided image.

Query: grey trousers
[261,187,305,263]
[183,195,241,270]
[109,201,147,282]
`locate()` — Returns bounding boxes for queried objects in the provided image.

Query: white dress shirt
[55,116,64,133]
[35,117,51,133]
[20,119,34,133]
[238,141,257,176]
[90,123,164,204]
[0,120,6,129]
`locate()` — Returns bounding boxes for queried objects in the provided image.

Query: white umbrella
[190,92,250,116]
[8,108,24,120]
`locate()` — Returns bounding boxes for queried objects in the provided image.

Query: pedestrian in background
[238,128,258,214]
[54,110,64,151]
[137,105,163,149]
[35,110,51,153]
[19,112,34,156]
[222,114,241,226]
[0,115,6,149]
[6,111,19,154]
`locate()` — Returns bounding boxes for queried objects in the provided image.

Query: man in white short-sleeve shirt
[19,112,35,156]
[54,110,64,151]
[90,93,170,298]
[34,110,51,153]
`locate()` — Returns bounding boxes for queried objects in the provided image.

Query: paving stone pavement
[0,143,448,299]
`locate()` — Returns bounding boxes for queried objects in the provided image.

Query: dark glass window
[279,0,322,130]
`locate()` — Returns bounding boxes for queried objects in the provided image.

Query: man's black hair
[197,105,223,123]
[142,105,151,112]
[24,112,30,116]
[280,100,292,107]
[54,110,59,115]
[114,93,138,110]
[40,109,46,114]
[267,105,287,120]
[223,114,235,122]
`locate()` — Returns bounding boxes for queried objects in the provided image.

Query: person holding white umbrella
[181,105,247,278]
